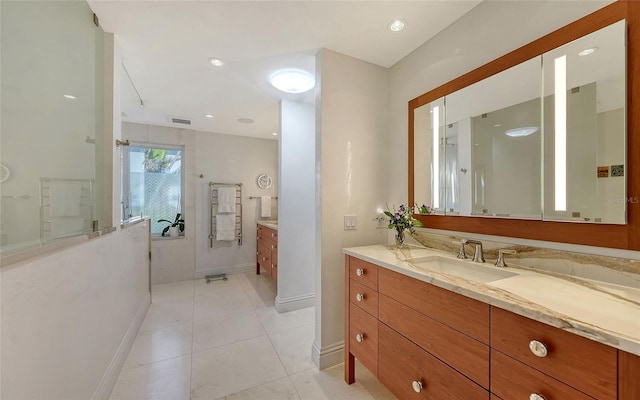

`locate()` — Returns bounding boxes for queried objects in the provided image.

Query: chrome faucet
[495,249,517,267]
[456,239,485,263]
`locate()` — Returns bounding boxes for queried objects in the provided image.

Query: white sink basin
[405,255,518,283]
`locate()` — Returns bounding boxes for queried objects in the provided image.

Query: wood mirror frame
[409,1,640,250]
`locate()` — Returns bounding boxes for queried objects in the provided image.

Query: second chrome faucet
[456,239,485,263]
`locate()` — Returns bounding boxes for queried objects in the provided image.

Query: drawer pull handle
[355,293,364,302]
[412,380,423,393]
[356,268,365,276]
[529,340,548,357]
[355,333,364,343]
[530,394,547,400]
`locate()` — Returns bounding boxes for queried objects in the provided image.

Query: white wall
[194,129,278,278]
[1,222,150,400]
[277,100,316,312]
[388,0,613,209]
[313,49,389,369]
[122,122,278,284]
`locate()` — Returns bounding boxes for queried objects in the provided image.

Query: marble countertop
[257,220,278,230]
[343,244,640,356]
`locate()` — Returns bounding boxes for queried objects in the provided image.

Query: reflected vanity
[413,20,626,225]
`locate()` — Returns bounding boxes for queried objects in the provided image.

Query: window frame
[120,142,185,237]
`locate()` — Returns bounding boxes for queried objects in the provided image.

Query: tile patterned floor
[109,272,395,400]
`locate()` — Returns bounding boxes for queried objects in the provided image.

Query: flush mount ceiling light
[505,126,539,137]
[63,94,77,99]
[204,114,214,118]
[388,19,406,32]
[578,47,598,56]
[208,57,224,67]
[271,132,278,136]
[270,69,315,93]
[238,118,254,124]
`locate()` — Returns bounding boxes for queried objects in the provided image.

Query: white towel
[50,217,85,238]
[49,182,82,217]
[216,213,236,241]
[217,187,237,213]
[260,196,271,218]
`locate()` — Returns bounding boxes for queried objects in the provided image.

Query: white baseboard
[311,339,344,370]
[274,292,316,313]
[93,292,151,400]
[195,263,255,279]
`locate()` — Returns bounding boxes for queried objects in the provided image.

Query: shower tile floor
[108,272,396,400]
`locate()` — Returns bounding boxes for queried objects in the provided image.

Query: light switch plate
[344,215,357,230]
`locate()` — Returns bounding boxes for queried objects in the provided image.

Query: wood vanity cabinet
[256,224,278,280]
[344,255,639,400]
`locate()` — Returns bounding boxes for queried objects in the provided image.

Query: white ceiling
[88,0,482,140]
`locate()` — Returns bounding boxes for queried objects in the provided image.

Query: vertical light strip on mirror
[432,106,440,209]
[554,55,567,211]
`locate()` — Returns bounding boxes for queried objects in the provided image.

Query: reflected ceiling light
[494,124,502,127]
[63,94,77,99]
[270,69,315,93]
[578,47,598,56]
[271,132,278,136]
[204,114,214,118]
[388,19,406,32]
[238,117,254,124]
[555,55,568,212]
[505,126,538,137]
[432,105,440,209]
[209,57,224,66]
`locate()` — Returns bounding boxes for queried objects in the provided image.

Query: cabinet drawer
[349,280,378,318]
[379,294,489,388]
[349,303,378,376]
[257,244,271,269]
[379,268,489,343]
[349,257,378,291]
[491,350,594,400]
[379,323,488,400]
[491,307,616,400]
[263,237,277,252]
[261,226,277,240]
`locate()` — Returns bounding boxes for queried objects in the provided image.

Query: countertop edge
[344,245,640,356]
[257,221,278,230]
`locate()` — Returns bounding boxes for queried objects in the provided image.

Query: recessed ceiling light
[270,69,315,93]
[271,132,278,136]
[209,57,224,67]
[578,47,598,56]
[63,94,77,99]
[204,114,214,118]
[238,118,254,124]
[388,19,406,32]
[505,126,539,137]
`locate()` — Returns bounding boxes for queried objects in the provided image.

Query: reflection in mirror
[414,98,445,214]
[445,57,542,219]
[542,20,626,224]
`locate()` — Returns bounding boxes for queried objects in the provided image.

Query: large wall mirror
[413,20,626,224]
[409,1,639,249]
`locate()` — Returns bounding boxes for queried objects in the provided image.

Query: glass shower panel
[0,1,105,251]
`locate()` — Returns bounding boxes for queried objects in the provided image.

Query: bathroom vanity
[343,245,640,400]
[256,221,278,281]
